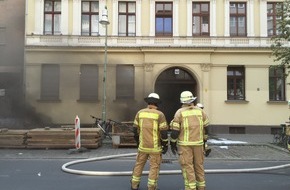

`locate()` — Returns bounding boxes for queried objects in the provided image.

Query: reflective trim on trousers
[148,178,157,189]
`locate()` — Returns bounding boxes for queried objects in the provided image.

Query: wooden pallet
[27,128,102,149]
[111,121,137,148]
[0,129,28,148]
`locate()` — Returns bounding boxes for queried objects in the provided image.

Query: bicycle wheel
[273,133,281,144]
[285,135,290,150]
[281,134,288,149]
[105,121,113,135]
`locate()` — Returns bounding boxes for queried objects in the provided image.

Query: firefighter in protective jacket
[170,91,209,190]
[131,93,169,190]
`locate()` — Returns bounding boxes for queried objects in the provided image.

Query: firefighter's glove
[170,141,177,155]
[161,140,168,154]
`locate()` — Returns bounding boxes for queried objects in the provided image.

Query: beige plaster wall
[24,0,290,128]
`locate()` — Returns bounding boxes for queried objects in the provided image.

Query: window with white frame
[81,1,99,36]
[155,2,173,36]
[269,66,285,101]
[267,2,282,36]
[44,0,61,35]
[227,66,245,100]
[118,1,136,36]
[229,2,246,37]
[192,2,210,36]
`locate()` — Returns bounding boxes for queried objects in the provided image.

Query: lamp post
[100,6,110,126]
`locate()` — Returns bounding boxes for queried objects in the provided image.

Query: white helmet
[148,93,160,99]
[180,91,197,104]
[144,93,161,104]
[196,103,204,109]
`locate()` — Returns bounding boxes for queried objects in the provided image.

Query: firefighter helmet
[196,103,204,109]
[144,93,161,104]
[180,91,196,104]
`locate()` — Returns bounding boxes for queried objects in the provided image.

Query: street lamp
[100,6,110,128]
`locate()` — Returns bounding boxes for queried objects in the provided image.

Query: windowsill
[267,100,288,104]
[77,99,99,103]
[225,100,249,104]
[37,99,61,102]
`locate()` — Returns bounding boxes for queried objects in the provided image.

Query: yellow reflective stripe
[170,138,177,143]
[181,109,202,117]
[171,122,180,130]
[188,181,197,189]
[198,116,203,140]
[197,180,206,187]
[132,175,141,183]
[204,118,210,126]
[153,120,158,148]
[182,168,197,189]
[184,118,189,141]
[159,121,167,129]
[148,178,157,186]
[138,147,161,153]
[139,118,143,146]
[139,112,159,120]
[178,141,203,146]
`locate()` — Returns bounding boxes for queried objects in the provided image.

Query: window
[81,1,99,36]
[116,65,134,99]
[155,2,173,36]
[227,66,245,100]
[41,64,60,100]
[267,2,282,36]
[269,66,285,101]
[118,1,136,36]
[192,2,210,36]
[80,64,98,100]
[229,2,246,36]
[44,0,61,35]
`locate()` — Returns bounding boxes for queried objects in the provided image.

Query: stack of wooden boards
[0,128,27,148]
[0,127,103,149]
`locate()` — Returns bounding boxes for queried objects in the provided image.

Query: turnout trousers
[178,145,205,190]
[131,151,162,190]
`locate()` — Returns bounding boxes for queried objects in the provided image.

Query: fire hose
[61,153,290,176]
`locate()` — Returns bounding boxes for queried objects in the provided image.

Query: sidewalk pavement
[0,134,289,161]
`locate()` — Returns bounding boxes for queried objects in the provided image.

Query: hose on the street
[61,153,290,176]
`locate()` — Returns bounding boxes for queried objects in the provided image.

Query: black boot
[205,148,211,157]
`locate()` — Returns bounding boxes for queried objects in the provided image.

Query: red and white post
[75,115,81,149]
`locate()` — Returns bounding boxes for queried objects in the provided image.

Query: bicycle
[90,115,112,139]
[272,123,290,150]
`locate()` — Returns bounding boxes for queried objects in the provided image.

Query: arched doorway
[155,67,198,123]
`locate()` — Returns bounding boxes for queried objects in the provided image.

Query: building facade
[0,0,25,128]
[25,0,290,133]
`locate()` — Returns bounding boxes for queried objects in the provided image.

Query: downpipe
[61,153,290,176]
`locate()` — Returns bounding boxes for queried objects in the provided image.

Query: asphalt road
[1,158,290,190]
